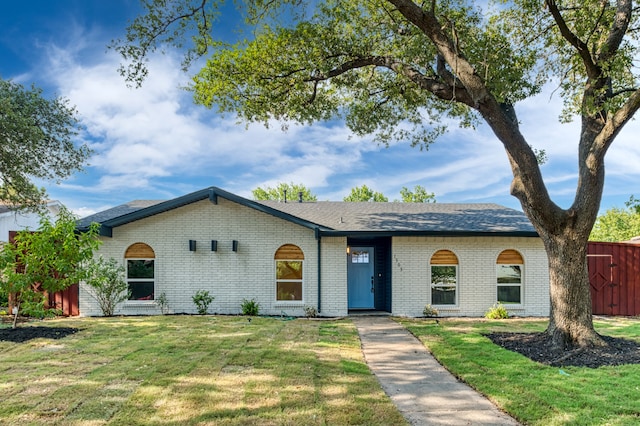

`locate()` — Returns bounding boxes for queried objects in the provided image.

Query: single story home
[77,186,550,317]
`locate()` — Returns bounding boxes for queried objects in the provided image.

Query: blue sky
[2,1,639,218]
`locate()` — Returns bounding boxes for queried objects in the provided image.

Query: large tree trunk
[541,232,604,350]
[390,0,637,353]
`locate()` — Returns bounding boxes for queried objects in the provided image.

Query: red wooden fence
[47,283,79,316]
[588,241,640,316]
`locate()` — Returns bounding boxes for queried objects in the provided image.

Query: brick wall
[80,198,319,317]
[319,236,348,316]
[390,236,549,317]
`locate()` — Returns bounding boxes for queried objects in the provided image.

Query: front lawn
[399,317,640,426]
[0,316,407,425]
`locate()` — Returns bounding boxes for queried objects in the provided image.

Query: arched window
[125,243,155,301]
[275,244,304,301]
[496,249,523,305]
[430,250,458,305]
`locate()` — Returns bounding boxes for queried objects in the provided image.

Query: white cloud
[38,40,385,204]
[33,27,640,214]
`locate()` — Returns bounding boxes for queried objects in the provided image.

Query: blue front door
[347,246,375,309]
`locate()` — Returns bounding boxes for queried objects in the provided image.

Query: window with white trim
[275,244,304,301]
[430,250,458,305]
[124,243,155,301]
[496,249,523,305]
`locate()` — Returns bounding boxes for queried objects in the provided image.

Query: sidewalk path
[352,316,520,426]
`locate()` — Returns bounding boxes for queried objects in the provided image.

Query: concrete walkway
[352,316,520,426]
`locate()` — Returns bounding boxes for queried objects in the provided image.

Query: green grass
[398,317,640,426]
[0,316,407,426]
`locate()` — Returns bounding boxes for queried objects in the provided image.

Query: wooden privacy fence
[588,241,640,316]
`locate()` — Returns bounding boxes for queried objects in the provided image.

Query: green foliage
[344,185,387,202]
[192,290,214,315]
[0,208,101,326]
[84,257,130,317]
[155,292,170,314]
[484,303,509,319]
[590,200,640,242]
[252,182,317,201]
[423,304,439,317]
[399,185,436,203]
[0,79,90,211]
[626,195,640,215]
[109,0,219,87]
[241,298,260,316]
[303,305,317,318]
[20,292,61,319]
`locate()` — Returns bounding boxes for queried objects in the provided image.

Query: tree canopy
[590,196,640,242]
[399,185,436,203]
[0,79,91,211]
[114,0,640,349]
[344,185,388,202]
[252,182,318,201]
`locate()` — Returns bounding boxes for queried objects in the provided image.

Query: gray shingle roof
[76,200,165,229]
[257,201,536,234]
[75,187,537,237]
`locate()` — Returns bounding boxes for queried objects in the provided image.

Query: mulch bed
[487,332,640,368]
[0,326,79,343]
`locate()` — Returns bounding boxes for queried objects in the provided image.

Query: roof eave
[318,230,539,238]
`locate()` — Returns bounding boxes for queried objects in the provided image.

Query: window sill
[274,302,304,308]
[432,305,459,310]
[124,301,157,307]
[502,305,525,310]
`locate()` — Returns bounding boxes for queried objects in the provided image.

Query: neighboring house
[0,201,63,242]
[77,187,550,318]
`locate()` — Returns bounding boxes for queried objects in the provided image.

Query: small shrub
[155,292,169,314]
[304,305,318,318]
[485,303,509,319]
[241,298,260,316]
[85,257,130,317]
[21,293,61,318]
[192,290,215,315]
[423,304,439,317]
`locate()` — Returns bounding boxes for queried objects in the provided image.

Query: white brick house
[77,187,549,317]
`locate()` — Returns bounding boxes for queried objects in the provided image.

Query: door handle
[371,276,374,293]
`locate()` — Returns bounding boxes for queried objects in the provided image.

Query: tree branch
[436,54,459,88]
[597,0,632,63]
[137,0,208,58]
[585,1,608,47]
[595,87,640,153]
[386,0,561,225]
[544,0,600,79]
[306,55,475,106]
[387,0,490,107]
